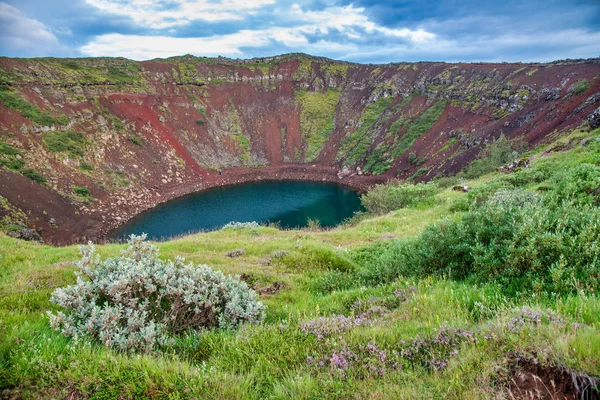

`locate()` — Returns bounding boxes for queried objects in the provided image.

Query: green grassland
[1,127,599,399]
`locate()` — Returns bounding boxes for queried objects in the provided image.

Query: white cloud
[84,0,275,28]
[0,2,62,56]
[80,3,437,60]
[288,4,435,43]
[81,31,270,59]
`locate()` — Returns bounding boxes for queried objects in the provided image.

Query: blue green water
[109,180,362,241]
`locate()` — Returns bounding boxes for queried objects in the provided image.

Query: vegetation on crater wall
[295,88,340,162]
[391,99,447,158]
[338,96,395,166]
[0,86,69,126]
[43,130,86,157]
[0,142,24,171]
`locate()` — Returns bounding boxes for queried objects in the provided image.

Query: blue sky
[1,0,599,63]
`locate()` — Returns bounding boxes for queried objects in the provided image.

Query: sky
[0,0,599,63]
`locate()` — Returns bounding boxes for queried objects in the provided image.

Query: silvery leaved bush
[47,234,265,352]
[222,221,260,229]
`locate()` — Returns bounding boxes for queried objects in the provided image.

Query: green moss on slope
[0,86,69,126]
[392,99,447,157]
[295,88,340,162]
[337,96,394,166]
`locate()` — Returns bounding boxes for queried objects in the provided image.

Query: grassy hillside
[1,127,599,399]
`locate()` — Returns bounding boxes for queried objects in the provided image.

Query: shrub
[128,135,143,146]
[73,185,91,197]
[359,189,600,296]
[0,86,69,126]
[572,80,590,96]
[460,133,526,179]
[550,163,600,205]
[21,168,46,184]
[47,235,265,352]
[407,151,428,166]
[272,245,356,273]
[0,142,24,170]
[79,162,94,171]
[361,181,438,215]
[44,130,86,157]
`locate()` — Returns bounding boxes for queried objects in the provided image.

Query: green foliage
[0,142,24,170]
[551,163,600,205]
[107,114,123,131]
[572,80,590,95]
[21,168,46,184]
[295,88,340,161]
[361,181,438,215]
[128,135,143,146]
[410,167,429,181]
[460,133,526,179]
[338,96,394,166]
[44,130,86,157]
[47,235,265,352]
[104,169,131,188]
[392,99,447,157]
[407,151,428,166]
[358,189,600,296]
[363,145,392,174]
[270,244,356,273]
[0,86,69,126]
[79,162,94,171]
[196,119,205,125]
[72,185,91,198]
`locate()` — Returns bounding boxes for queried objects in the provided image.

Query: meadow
[1,127,599,399]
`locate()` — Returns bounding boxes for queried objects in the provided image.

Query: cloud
[83,0,276,29]
[80,3,436,60]
[0,2,63,56]
[2,0,599,63]
[81,31,270,59]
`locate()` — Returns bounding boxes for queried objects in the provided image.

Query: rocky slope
[1,53,599,244]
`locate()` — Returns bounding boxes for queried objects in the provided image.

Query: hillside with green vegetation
[1,125,599,399]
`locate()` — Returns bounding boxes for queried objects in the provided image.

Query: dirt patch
[503,354,599,399]
[257,281,286,295]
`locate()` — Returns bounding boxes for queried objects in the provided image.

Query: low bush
[128,135,143,146]
[0,86,69,126]
[72,185,90,197]
[460,134,526,179]
[21,168,46,184]
[572,80,590,96]
[44,130,86,157]
[361,181,438,215]
[550,163,600,205]
[355,189,600,296]
[79,162,94,171]
[47,235,265,352]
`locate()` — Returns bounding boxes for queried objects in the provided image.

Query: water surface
[109,180,362,241]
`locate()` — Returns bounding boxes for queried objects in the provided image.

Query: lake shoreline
[28,165,387,246]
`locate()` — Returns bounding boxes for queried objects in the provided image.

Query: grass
[0,127,599,398]
[392,99,447,157]
[338,96,395,166]
[20,168,47,184]
[0,142,24,171]
[44,130,86,157]
[572,79,590,95]
[0,86,69,126]
[295,88,340,162]
[128,135,143,146]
